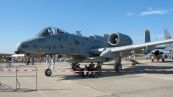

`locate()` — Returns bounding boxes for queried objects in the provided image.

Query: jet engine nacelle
[152,50,168,58]
[152,50,161,56]
[108,33,133,47]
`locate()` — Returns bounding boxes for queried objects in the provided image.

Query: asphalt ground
[0,60,173,97]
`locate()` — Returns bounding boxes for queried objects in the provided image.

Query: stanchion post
[36,67,37,91]
[15,66,17,90]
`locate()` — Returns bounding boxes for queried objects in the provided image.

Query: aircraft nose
[15,37,39,54]
[15,42,29,54]
[15,42,23,54]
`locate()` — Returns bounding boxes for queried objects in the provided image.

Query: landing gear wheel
[162,59,165,62]
[45,69,52,76]
[115,64,122,72]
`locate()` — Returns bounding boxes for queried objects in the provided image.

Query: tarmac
[0,60,173,97]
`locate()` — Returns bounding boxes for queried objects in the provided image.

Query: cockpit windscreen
[38,27,65,36]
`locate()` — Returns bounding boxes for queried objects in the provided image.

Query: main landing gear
[114,57,122,72]
[45,55,55,76]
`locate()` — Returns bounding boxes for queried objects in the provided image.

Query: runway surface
[0,60,173,97]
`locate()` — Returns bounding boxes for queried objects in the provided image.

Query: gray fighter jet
[144,29,173,62]
[15,27,173,76]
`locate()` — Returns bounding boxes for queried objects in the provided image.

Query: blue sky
[0,0,173,54]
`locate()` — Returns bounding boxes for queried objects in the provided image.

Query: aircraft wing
[100,39,173,57]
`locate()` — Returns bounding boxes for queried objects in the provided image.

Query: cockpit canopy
[37,27,66,36]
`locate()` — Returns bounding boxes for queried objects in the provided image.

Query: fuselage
[16,27,107,58]
[16,27,134,63]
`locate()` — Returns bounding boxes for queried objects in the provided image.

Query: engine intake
[108,33,133,47]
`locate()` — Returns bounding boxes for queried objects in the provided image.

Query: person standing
[31,57,35,65]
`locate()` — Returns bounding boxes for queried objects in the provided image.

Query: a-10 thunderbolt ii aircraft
[144,29,173,62]
[15,27,173,76]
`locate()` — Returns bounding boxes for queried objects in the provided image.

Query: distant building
[164,29,171,40]
[144,29,151,43]
[0,53,12,57]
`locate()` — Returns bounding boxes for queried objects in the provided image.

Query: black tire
[115,64,122,72]
[45,69,52,76]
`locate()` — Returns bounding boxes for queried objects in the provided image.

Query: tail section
[144,29,151,43]
[144,29,151,55]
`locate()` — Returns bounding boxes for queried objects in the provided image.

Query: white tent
[11,54,25,57]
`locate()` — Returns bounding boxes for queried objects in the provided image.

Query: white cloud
[126,11,134,16]
[139,8,170,16]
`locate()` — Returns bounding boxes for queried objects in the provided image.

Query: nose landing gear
[45,55,55,77]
